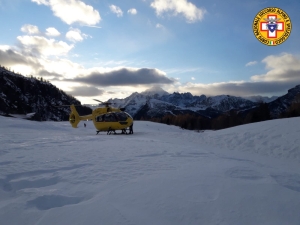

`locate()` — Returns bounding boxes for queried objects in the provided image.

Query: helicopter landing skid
[95,127,133,135]
[107,129,116,135]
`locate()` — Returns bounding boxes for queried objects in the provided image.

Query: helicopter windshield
[124,112,133,119]
[96,112,131,122]
[98,113,114,122]
[114,112,128,121]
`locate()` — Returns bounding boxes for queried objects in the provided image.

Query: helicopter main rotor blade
[93,99,104,103]
[54,104,81,107]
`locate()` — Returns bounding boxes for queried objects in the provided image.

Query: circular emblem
[253,7,292,46]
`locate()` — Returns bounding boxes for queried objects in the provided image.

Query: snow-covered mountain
[268,84,300,117]
[244,95,278,103]
[0,66,91,121]
[109,85,300,119]
[109,87,258,119]
[161,93,258,112]
[141,86,169,97]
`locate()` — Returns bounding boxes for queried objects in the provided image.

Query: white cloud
[17,35,73,56]
[127,8,137,15]
[21,24,40,34]
[82,25,101,29]
[167,53,300,97]
[0,45,11,51]
[150,0,206,23]
[66,28,87,42]
[71,67,174,86]
[0,46,82,78]
[31,0,101,25]
[156,23,164,28]
[66,85,104,97]
[245,61,257,67]
[110,5,123,17]
[32,0,48,5]
[39,58,84,78]
[191,77,195,80]
[168,80,288,97]
[251,53,300,82]
[45,27,60,36]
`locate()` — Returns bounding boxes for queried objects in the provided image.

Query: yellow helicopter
[68,99,134,135]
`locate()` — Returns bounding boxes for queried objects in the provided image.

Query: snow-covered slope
[1,116,300,225]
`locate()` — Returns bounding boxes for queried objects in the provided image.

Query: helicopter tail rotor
[69,105,80,128]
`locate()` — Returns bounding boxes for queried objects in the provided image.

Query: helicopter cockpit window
[115,112,128,121]
[104,113,117,122]
[96,115,104,122]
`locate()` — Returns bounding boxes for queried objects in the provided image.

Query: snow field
[0,116,300,225]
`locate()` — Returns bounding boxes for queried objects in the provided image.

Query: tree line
[146,95,300,131]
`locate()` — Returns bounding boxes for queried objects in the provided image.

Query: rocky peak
[141,86,169,97]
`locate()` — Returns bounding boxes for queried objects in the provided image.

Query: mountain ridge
[109,88,259,119]
[0,66,91,121]
[108,86,300,119]
[1,67,299,121]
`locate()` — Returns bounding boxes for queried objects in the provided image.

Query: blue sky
[0,0,299,104]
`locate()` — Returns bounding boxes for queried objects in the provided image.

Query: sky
[0,0,300,104]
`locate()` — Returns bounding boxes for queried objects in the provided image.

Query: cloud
[17,35,74,56]
[71,68,174,86]
[0,47,82,78]
[38,69,62,77]
[127,8,137,15]
[38,58,84,78]
[0,32,80,78]
[0,48,35,66]
[174,81,298,97]
[251,53,300,82]
[150,0,206,23]
[245,61,257,67]
[0,47,46,76]
[66,28,88,42]
[32,0,48,4]
[109,5,123,17]
[45,27,60,36]
[21,24,40,34]
[156,23,164,28]
[82,25,101,29]
[66,86,104,97]
[191,77,195,80]
[173,53,300,97]
[31,0,101,25]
